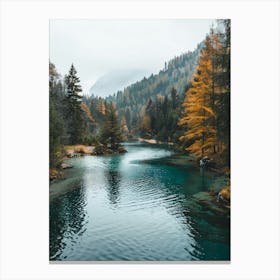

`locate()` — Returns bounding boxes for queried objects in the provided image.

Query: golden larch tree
[178,35,218,158]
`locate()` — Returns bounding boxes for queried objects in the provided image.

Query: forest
[50,19,230,179]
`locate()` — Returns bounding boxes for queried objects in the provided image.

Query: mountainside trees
[139,88,183,142]
[101,43,203,136]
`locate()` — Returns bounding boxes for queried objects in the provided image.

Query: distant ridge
[89,69,151,98]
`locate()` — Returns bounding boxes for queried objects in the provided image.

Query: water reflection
[50,142,230,261]
[49,183,88,260]
[199,168,206,189]
[105,158,121,207]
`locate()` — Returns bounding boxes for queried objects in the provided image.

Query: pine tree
[49,101,64,168]
[124,107,131,129]
[65,64,85,144]
[216,19,231,166]
[171,87,178,109]
[49,62,65,169]
[100,102,123,150]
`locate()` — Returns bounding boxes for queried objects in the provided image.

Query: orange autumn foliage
[179,35,218,158]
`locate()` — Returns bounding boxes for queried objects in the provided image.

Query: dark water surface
[50,142,230,261]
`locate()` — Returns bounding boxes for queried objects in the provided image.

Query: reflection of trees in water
[105,158,121,206]
[49,183,87,260]
[199,168,206,188]
[106,169,121,206]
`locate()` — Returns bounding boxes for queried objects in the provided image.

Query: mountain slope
[89,69,150,98]
[105,42,203,129]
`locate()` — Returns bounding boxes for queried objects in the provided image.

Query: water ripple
[50,142,230,261]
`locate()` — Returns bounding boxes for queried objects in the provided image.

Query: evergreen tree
[100,102,123,150]
[65,64,85,144]
[171,87,178,109]
[216,19,231,166]
[49,62,65,168]
[125,107,131,130]
[49,101,64,168]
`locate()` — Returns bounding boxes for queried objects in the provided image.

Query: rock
[61,162,73,169]
[191,191,227,216]
[117,146,127,154]
[200,156,216,168]
[217,186,230,203]
[49,168,63,181]
[67,152,81,158]
[50,174,57,181]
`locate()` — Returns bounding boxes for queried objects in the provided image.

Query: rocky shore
[50,144,127,182]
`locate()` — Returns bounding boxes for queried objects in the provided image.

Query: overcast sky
[49,19,215,95]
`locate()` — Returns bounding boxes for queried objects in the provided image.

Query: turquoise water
[49,142,230,261]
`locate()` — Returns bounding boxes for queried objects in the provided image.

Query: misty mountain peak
[89,69,150,97]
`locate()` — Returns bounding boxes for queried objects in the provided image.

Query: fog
[50,19,215,95]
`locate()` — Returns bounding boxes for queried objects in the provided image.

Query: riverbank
[140,152,230,205]
[50,145,95,182]
[50,144,127,182]
[138,137,229,175]
[51,142,230,203]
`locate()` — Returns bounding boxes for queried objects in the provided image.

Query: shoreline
[136,143,230,205]
[50,142,230,204]
[50,144,127,182]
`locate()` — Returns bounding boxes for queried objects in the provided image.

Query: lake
[49,142,230,261]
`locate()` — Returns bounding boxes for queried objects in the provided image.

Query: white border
[0,0,279,279]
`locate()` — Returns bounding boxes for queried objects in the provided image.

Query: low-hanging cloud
[49,19,215,95]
